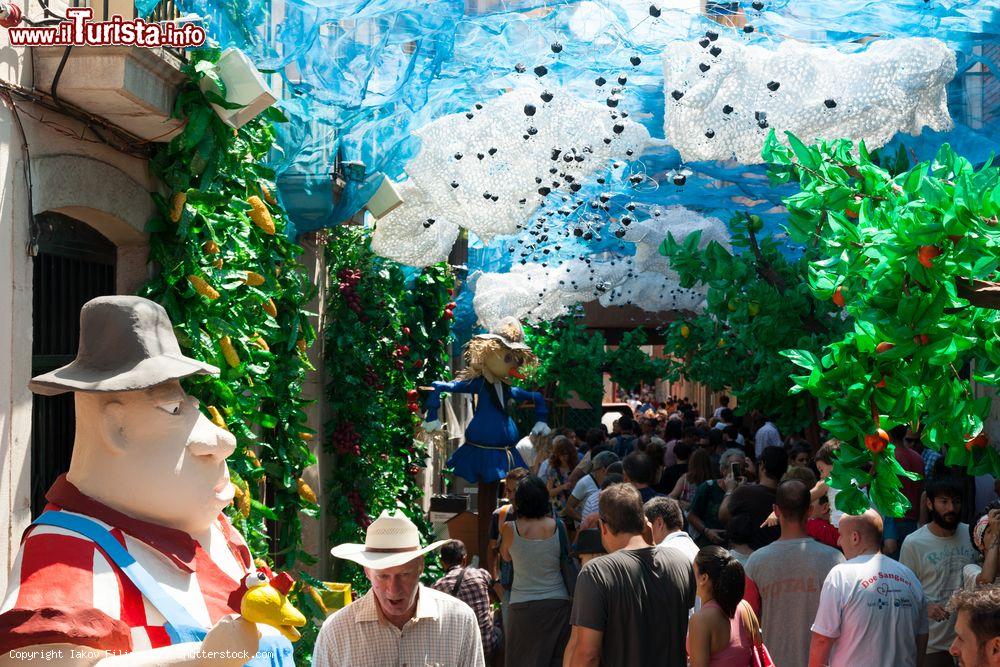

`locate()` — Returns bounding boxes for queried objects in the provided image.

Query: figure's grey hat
[474,316,531,351]
[29,295,218,396]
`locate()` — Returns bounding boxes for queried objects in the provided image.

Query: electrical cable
[2,91,38,256]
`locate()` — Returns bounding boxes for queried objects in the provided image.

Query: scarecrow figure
[422,316,550,559]
[0,296,296,666]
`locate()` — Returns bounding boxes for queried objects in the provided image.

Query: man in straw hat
[0,296,294,667]
[314,510,485,667]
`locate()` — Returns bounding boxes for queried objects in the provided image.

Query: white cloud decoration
[662,36,956,164]
[473,206,730,330]
[371,84,652,267]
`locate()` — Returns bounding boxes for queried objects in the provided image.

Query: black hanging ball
[705,129,715,138]
[465,112,474,119]
[423,219,435,228]
[766,80,780,91]
[699,38,710,48]
[614,228,626,238]
[649,4,661,17]
[488,147,497,156]
[706,30,719,40]
[538,186,551,196]
[671,90,684,101]
[710,46,722,57]
[618,75,628,85]
[534,65,548,76]
[551,42,563,53]
[515,63,526,73]
[607,97,619,108]
[824,98,837,108]
[454,152,463,160]
[477,153,484,160]
[527,126,538,135]
[475,103,483,110]
[743,24,755,32]
[613,123,625,134]
[524,103,537,116]
[699,63,711,72]
[451,181,459,188]
[630,56,641,66]
[673,173,686,186]
[752,0,763,8]
[595,76,607,86]
[541,90,554,102]
[621,216,632,226]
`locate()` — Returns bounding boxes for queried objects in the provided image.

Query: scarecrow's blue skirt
[448,442,527,485]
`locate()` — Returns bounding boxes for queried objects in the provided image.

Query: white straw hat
[330,509,448,570]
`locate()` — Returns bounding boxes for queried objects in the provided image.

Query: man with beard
[948,586,1000,667]
[901,477,978,667]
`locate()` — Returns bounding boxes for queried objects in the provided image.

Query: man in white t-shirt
[564,450,619,521]
[644,496,699,562]
[900,478,979,667]
[754,417,781,458]
[810,510,928,667]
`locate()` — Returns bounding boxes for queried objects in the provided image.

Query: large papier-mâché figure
[422,316,549,557]
[0,296,301,667]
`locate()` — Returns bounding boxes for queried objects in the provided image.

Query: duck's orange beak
[508,367,525,380]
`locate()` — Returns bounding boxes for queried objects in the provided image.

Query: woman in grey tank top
[499,475,571,667]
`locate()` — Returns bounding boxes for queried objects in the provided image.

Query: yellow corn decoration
[220,335,240,367]
[263,298,278,318]
[212,258,224,269]
[188,275,220,300]
[244,271,265,286]
[308,586,328,615]
[238,486,251,517]
[207,405,228,431]
[169,192,186,223]
[260,181,277,206]
[247,450,261,468]
[254,557,268,570]
[204,240,220,254]
[250,334,270,352]
[297,478,317,504]
[296,338,307,353]
[300,432,314,441]
[247,196,275,235]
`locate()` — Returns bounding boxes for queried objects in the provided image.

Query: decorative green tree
[771,130,1000,517]
[139,49,321,661]
[658,211,847,439]
[605,328,668,395]
[524,317,607,411]
[323,225,454,596]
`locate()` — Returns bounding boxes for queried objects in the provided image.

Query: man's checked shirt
[432,566,498,656]
[313,585,484,667]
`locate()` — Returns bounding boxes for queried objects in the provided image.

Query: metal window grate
[30,213,116,517]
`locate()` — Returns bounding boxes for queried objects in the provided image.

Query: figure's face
[366,559,423,624]
[89,380,236,534]
[484,348,520,383]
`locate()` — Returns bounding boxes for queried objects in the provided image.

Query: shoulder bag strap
[450,567,468,597]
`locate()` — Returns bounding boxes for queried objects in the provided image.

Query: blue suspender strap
[32,511,205,645]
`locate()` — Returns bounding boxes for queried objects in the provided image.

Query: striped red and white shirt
[0,475,261,654]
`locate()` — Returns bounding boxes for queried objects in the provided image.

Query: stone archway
[31,154,154,293]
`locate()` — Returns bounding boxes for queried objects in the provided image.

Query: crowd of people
[314,394,1000,667]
